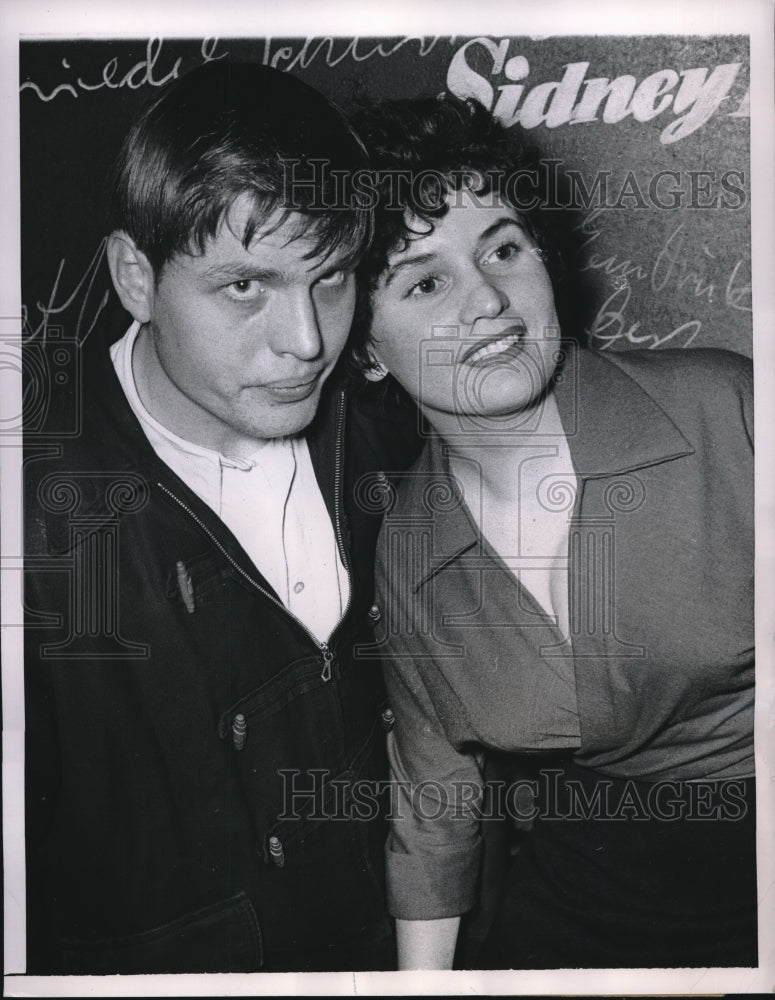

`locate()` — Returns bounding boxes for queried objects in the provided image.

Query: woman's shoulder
[596,346,751,398]
[593,347,752,433]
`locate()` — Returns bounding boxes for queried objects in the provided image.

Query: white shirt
[507,433,576,641]
[111,322,349,644]
[453,397,577,642]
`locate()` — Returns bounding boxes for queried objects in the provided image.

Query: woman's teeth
[465,331,524,364]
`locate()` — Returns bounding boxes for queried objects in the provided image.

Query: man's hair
[350,95,571,368]
[110,61,371,276]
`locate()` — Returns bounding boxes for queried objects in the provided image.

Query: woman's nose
[460,275,509,326]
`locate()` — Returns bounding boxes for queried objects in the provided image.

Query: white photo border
[2,0,773,995]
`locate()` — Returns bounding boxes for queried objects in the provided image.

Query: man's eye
[483,241,521,265]
[227,279,263,299]
[408,276,441,297]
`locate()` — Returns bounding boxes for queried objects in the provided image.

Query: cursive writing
[20,38,226,102]
[25,241,111,344]
[651,225,715,302]
[588,283,702,350]
[266,35,444,72]
[573,207,606,255]
[580,250,648,284]
[579,206,751,351]
[725,260,752,312]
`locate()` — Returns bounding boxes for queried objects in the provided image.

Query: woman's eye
[483,241,521,265]
[408,276,441,297]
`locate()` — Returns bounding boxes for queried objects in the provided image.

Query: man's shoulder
[23,316,152,557]
[345,380,423,475]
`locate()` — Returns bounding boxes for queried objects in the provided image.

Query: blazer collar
[554,343,694,478]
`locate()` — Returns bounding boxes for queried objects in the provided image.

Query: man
[23,61,409,975]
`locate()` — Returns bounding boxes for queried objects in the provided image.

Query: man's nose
[460,274,509,326]
[270,291,324,361]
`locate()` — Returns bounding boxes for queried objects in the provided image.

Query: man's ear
[106,231,156,324]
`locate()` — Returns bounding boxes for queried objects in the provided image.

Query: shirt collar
[42,313,301,554]
[391,344,695,589]
[116,320,274,471]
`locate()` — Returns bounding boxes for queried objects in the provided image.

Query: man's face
[142,194,356,453]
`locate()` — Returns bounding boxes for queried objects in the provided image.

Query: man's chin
[240,391,324,442]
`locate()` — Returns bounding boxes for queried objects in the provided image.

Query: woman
[352,97,756,970]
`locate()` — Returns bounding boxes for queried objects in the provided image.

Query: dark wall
[20,35,751,356]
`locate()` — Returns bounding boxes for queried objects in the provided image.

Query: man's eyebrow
[384,252,436,287]
[201,250,355,283]
[201,259,283,282]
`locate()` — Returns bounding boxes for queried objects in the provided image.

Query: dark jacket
[23,310,416,974]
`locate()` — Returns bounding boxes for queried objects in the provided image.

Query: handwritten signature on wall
[24,240,109,345]
[578,208,752,350]
[20,36,446,102]
[20,38,225,101]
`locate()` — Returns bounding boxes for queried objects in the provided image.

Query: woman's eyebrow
[477,216,525,245]
[384,251,436,287]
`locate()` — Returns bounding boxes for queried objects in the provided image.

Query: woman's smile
[460,323,527,365]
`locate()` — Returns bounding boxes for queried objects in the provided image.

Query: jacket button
[232,713,247,751]
[381,707,395,732]
[368,604,381,623]
[268,835,285,868]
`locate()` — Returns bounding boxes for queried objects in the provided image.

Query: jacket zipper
[332,390,354,628]
[155,390,353,684]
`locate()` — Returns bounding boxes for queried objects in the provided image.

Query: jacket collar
[391,344,695,587]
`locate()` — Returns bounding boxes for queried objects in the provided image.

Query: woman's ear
[364,350,389,382]
[106,232,156,324]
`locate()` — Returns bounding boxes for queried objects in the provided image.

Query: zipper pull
[320,646,333,682]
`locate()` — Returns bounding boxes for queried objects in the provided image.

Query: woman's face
[368,190,561,429]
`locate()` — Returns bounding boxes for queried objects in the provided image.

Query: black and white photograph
[2,1,773,996]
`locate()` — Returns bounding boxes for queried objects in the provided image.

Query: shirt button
[232,713,247,751]
[381,707,396,732]
[293,581,305,594]
[368,604,381,623]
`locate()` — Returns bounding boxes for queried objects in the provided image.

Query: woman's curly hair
[350,95,571,374]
